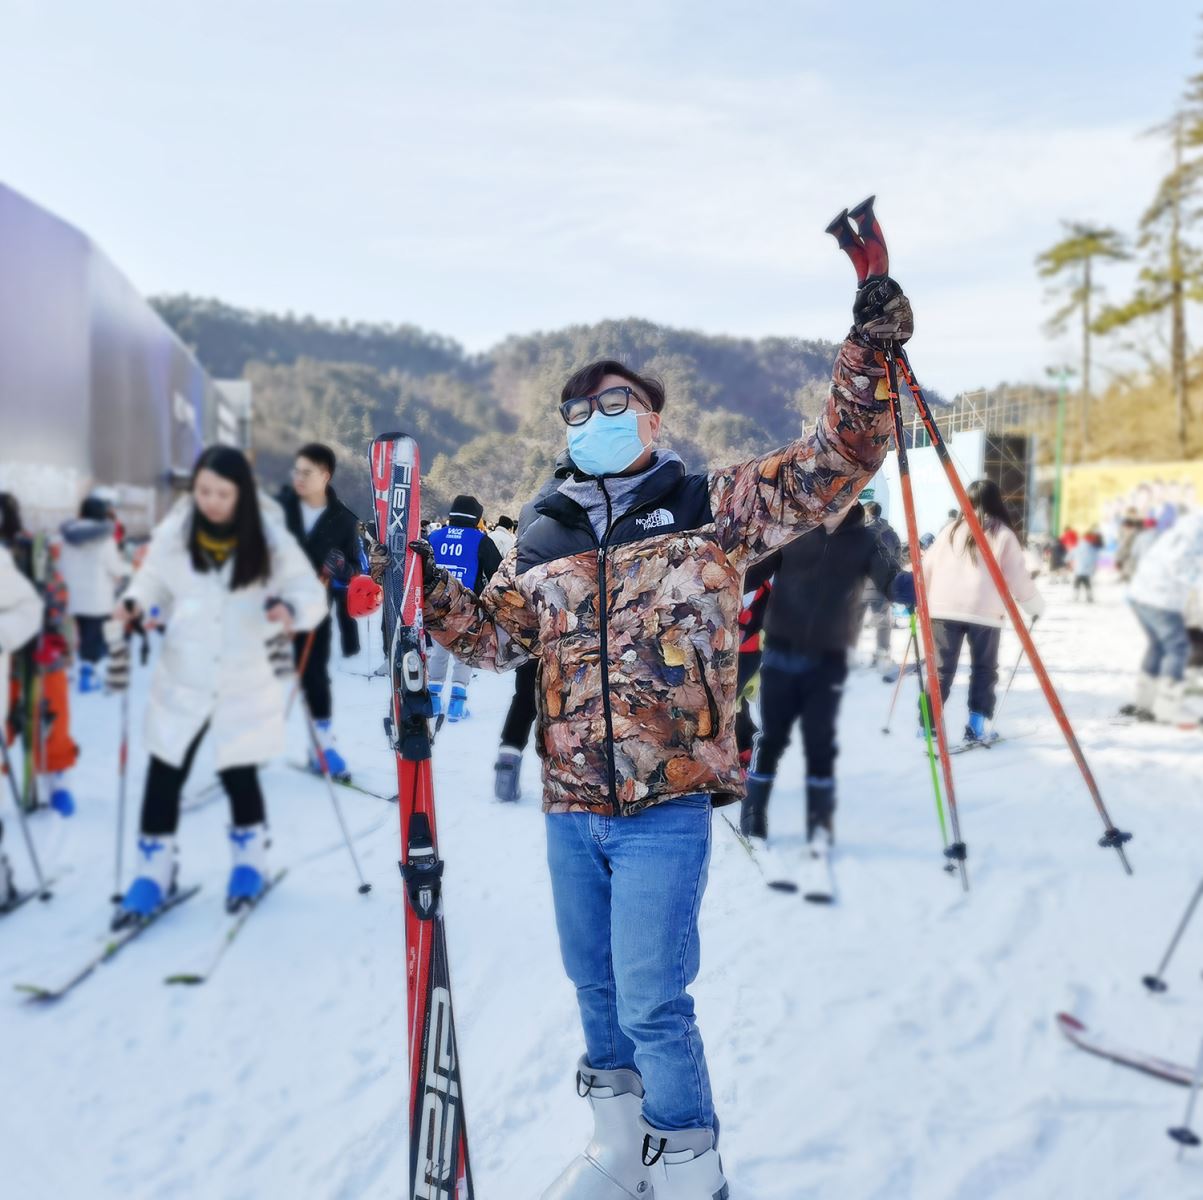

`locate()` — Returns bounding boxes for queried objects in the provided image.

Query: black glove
[853,275,913,346]
[322,549,350,584]
[408,540,445,590]
[888,570,916,611]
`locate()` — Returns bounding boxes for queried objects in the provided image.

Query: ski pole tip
[1141,975,1168,994]
[358,882,373,894]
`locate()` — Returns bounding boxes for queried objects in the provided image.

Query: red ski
[370,433,474,1200]
[1056,1012,1195,1087]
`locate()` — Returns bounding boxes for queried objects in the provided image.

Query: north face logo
[635,508,674,532]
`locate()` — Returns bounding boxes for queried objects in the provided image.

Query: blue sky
[0,0,1196,394]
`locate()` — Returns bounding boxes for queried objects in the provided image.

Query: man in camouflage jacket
[412,273,913,1194]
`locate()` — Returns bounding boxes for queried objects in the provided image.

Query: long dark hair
[952,479,1015,564]
[0,493,21,544]
[188,446,270,589]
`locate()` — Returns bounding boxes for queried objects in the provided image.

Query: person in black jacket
[278,442,365,777]
[741,502,910,849]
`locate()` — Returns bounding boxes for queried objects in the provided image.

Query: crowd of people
[2,301,1201,1196]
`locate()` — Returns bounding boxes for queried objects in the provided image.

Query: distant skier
[921,479,1044,744]
[425,494,501,724]
[58,496,126,692]
[277,442,366,778]
[1121,508,1203,725]
[740,502,911,855]
[1,494,79,816]
[0,523,42,904]
[859,499,902,677]
[403,272,914,1197]
[489,514,517,558]
[1070,529,1102,603]
[112,446,326,920]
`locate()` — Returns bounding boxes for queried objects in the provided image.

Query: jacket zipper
[595,481,621,817]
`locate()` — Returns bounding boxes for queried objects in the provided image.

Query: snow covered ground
[3,574,1202,1200]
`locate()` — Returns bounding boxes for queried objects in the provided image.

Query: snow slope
[3,576,1202,1200]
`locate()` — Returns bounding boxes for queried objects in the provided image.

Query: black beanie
[449,494,483,524]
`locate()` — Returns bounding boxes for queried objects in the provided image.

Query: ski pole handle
[848,194,889,277]
[825,208,869,283]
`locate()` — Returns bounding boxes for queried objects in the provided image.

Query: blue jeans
[546,795,714,1132]
[1130,600,1189,682]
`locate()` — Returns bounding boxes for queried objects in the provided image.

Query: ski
[286,761,398,803]
[165,870,286,986]
[0,880,56,916]
[370,432,474,1199]
[1055,1012,1195,1087]
[718,814,800,894]
[15,885,201,1001]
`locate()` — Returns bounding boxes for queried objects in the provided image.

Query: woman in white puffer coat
[113,446,326,922]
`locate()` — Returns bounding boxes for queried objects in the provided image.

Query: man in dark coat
[278,442,365,777]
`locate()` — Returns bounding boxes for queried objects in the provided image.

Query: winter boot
[447,683,470,723]
[226,824,270,912]
[1153,678,1194,727]
[310,719,348,779]
[429,681,444,720]
[0,849,17,908]
[639,1121,728,1200]
[78,663,102,694]
[119,835,178,923]
[494,746,522,803]
[1118,672,1158,721]
[806,776,836,843]
[42,773,75,817]
[964,711,999,746]
[541,1058,652,1199]
[739,773,771,840]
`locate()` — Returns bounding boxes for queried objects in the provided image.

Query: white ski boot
[640,1121,728,1199]
[1118,672,1158,722]
[1153,678,1195,727]
[541,1058,653,1199]
[119,834,178,924]
[227,824,270,912]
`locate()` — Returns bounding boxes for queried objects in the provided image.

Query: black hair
[560,359,666,414]
[297,442,336,478]
[0,493,20,543]
[864,502,882,519]
[189,445,271,589]
[81,496,109,521]
[952,479,1015,564]
[497,515,515,530]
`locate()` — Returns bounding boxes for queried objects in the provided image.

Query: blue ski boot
[44,773,75,817]
[120,835,178,922]
[447,683,470,723]
[429,681,444,721]
[226,824,270,913]
[309,719,349,779]
[964,711,999,746]
[78,663,103,694]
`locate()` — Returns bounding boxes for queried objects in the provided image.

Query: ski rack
[826,196,1133,881]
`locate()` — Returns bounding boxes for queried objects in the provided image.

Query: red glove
[346,573,383,619]
[33,632,69,668]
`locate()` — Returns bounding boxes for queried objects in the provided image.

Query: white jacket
[1128,511,1203,615]
[0,546,43,726]
[58,520,127,617]
[489,528,517,558]
[123,498,327,770]
[923,519,1043,628]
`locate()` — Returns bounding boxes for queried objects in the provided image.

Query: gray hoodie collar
[557,450,686,542]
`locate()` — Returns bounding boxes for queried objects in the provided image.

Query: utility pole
[1046,365,1075,537]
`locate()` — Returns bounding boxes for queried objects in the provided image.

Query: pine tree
[1036,223,1129,452]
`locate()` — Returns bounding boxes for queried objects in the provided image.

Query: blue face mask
[566,409,650,478]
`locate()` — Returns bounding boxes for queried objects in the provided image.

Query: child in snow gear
[0,533,44,900]
[58,496,126,692]
[426,494,502,723]
[1071,530,1102,603]
[920,479,1044,745]
[741,502,907,850]
[278,443,366,778]
[1123,509,1203,726]
[411,264,911,1192]
[113,446,326,921]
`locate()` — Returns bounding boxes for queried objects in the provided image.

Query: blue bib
[429,525,484,589]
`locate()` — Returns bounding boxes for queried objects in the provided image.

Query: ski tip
[768,881,800,894]
[1169,1126,1202,1148]
[1142,975,1169,994]
[14,983,54,1001]
[1055,1012,1085,1034]
[804,893,835,905]
[357,883,373,894]
[164,974,204,986]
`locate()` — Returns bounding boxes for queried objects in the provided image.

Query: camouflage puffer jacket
[424,334,893,816]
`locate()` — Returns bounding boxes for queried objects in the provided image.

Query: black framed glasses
[558,386,648,427]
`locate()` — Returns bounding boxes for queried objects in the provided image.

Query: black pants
[750,648,847,785]
[294,616,332,722]
[1073,574,1093,601]
[76,615,107,664]
[140,725,265,836]
[499,659,539,751]
[928,619,1001,719]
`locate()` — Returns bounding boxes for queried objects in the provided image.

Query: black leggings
[140,725,265,836]
[76,615,108,664]
[499,659,539,751]
[294,616,332,722]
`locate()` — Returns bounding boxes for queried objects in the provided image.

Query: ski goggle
[558,386,649,427]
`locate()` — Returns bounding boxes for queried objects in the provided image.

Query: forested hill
[152,294,887,522]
